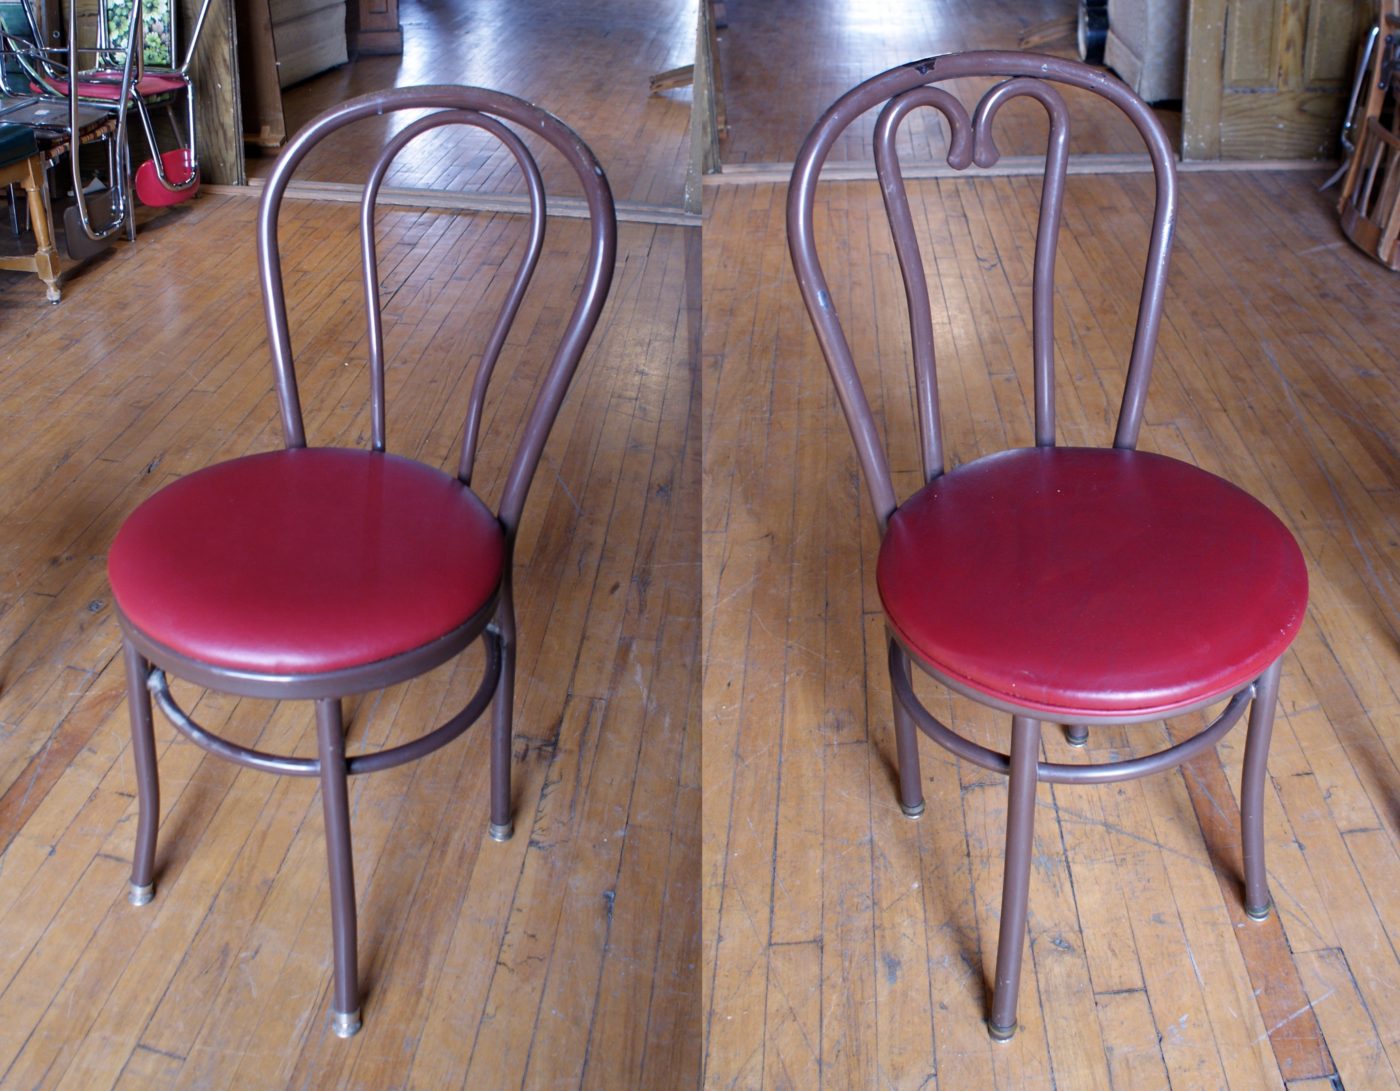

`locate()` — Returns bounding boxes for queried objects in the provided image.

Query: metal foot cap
[1245,899,1273,922]
[900,799,926,819]
[488,821,514,843]
[987,1019,1017,1042]
[129,882,154,907]
[1066,726,1089,747]
[331,1009,362,1038]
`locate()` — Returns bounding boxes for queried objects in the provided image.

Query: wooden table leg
[0,154,62,303]
[22,156,60,302]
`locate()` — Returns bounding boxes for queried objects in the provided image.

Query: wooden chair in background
[788,52,1308,1040]
[106,85,617,1038]
[1338,4,1400,271]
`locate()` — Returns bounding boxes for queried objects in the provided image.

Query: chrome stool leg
[489,603,516,843]
[124,639,159,907]
[890,641,926,818]
[988,715,1042,1041]
[1241,659,1282,921]
[315,699,361,1037]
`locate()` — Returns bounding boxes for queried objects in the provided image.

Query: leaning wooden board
[269,0,346,87]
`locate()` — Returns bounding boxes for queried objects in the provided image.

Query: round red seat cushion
[109,448,505,675]
[877,447,1308,719]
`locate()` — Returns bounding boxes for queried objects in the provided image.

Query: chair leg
[1241,658,1282,921]
[488,594,516,843]
[1065,724,1089,747]
[889,640,925,817]
[989,714,1042,1041]
[123,639,159,907]
[314,699,361,1038]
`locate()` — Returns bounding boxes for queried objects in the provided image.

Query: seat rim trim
[115,587,500,701]
[890,634,1259,784]
[887,612,1297,723]
[877,447,1308,719]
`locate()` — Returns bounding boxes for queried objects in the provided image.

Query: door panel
[1184,0,1372,159]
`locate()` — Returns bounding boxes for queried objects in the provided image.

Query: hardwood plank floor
[714,0,1180,169]
[251,0,695,208]
[0,186,699,1086]
[701,166,1400,1088]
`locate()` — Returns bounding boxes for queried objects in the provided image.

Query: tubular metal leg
[1065,724,1089,747]
[989,715,1042,1041]
[123,639,159,906]
[315,699,361,1037]
[489,595,516,842]
[1241,658,1282,921]
[889,641,925,818]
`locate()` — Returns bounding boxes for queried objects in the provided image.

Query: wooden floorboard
[713,0,1182,169]
[252,0,695,209]
[0,188,699,1087]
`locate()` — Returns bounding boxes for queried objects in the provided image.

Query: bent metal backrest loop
[257,84,618,537]
[787,51,1178,532]
[358,109,547,471]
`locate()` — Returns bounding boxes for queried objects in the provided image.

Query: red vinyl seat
[878,447,1307,719]
[109,448,505,676]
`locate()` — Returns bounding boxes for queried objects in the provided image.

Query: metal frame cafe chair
[76,0,212,205]
[787,52,1309,1041]
[106,85,617,1037]
[0,0,209,247]
[1,0,134,245]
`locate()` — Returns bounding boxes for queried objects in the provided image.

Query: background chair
[84,0,211,205]
[1,0,209,244]
[106,85,616,1038]
[1,0,134,243]
[1337,3,1400,271]
[787,52,1308,1041]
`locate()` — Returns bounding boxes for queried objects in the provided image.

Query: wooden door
[1183,0,1373,159]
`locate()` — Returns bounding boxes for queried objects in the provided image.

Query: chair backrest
[257,85,617,540]
[787,51,1178,532]
[0,0,43,94]
[1337,8,1400,270]
[100,0,173,68]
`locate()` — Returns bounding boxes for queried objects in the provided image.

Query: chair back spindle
[354,109,547,467]
[256,85,617,539]
[788,52,1178,531]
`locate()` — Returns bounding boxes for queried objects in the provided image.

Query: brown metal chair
[107,86,616,1038]
[787,52,1308,1041]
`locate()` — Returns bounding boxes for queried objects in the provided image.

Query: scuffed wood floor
[253,0,695,208]
[702,167,1400,1089]
[713,0,1181,169]
[0,190,699,1087]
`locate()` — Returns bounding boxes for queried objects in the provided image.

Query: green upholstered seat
[0,120,38,166]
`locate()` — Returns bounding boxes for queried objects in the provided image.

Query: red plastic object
[877,447,1308,719]
[108,448,506,674]
[135,149,199,206]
